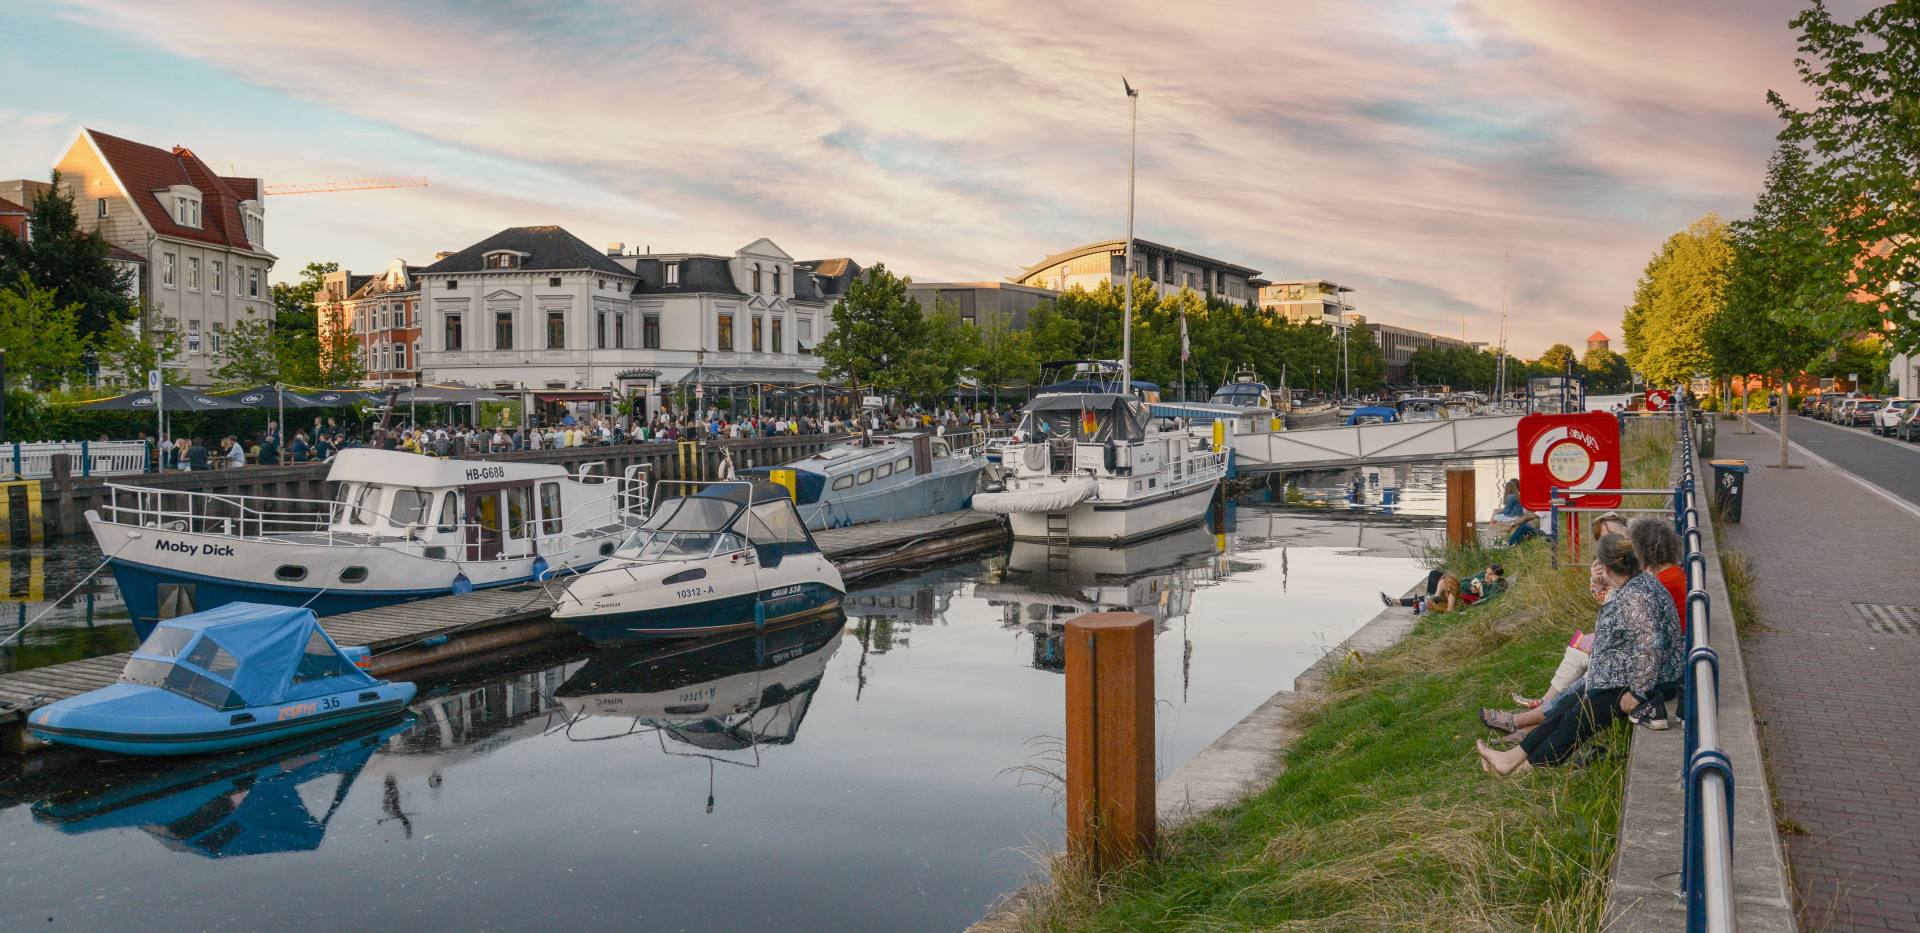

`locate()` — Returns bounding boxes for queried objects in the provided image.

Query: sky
[0,0,1848,357]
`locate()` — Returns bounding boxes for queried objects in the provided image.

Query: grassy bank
[990,420,1676,932]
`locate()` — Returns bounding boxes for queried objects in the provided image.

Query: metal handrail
[1674,396,1735,932]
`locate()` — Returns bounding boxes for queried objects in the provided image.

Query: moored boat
[739,431,984,530]
[26,602,416,757]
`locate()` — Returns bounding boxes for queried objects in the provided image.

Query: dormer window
[665,262,680,286]
[174,195,201,228]
[483,250,522,270]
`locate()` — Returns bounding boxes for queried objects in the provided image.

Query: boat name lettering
[465,466,507,480]
[276,701,319,721]
[765,584,803,599]
[153,539,235,558]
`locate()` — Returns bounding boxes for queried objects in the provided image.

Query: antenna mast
[1496,252,1510,404]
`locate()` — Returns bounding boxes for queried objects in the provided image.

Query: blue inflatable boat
[27,603,417,757]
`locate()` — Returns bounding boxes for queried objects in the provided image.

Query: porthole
[275,565,308,582]
[600,542,615,556]
[423,546,447,560]
[663,567,706,585]
[339,566,369,584]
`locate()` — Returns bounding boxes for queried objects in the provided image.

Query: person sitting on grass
[1475,533,1684,775]
[1382,565,1505,611]
[1492,479,1544,544]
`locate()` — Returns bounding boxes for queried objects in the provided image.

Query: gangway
[1226,414,1524,474]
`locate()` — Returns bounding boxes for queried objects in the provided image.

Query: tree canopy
[0,172,134,343]
[1621,215,1733,387]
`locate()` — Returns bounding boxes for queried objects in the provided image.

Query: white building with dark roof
[415,226,851,421]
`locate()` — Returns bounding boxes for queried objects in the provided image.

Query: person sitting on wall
[1477,533,1683,775]
[1490,478,1544,544]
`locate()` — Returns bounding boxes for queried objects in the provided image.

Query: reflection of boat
[739,432,984,530]
[31,715,409,857]
[973,361,1226,545]
[27,603,416,756]
[552,481,844,641]
[88,448,647,628]
[553,615,843,751]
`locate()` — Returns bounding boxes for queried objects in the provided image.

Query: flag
[1180,312,1190,363]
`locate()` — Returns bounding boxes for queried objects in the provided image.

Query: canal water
[0,458,1512,930]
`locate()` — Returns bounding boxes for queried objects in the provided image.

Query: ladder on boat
[1045,513,1071,563]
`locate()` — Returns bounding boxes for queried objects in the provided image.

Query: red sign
[1644,388,1672,411]
[1518,412,1622,511]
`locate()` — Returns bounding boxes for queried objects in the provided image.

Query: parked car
[1872,398,1916,435]
[1899,404,1920,442]
[1827,394,1864,422]
[1811,391,1846,419]
[1846,398,1883,427]
[1799,394,1822,416]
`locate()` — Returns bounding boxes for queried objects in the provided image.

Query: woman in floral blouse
[1478,533,1684,774]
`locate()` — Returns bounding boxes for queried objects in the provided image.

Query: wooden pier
[0,510,1007,751]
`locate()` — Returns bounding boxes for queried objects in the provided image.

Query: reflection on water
[1280,454,1518,516]
[0,504,1429,931]
[0,545,136,673]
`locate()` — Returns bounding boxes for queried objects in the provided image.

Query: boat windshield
[1209,384,1267,407]
[615,494,747,559]
[121,628,247,710]
[1018,404,1142,443]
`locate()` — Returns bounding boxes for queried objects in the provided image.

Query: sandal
[1510,693,1542,709]
[1478,708,1515,732]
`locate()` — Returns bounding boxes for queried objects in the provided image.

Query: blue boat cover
[122,603,378,711]
[1345,406,1399,425]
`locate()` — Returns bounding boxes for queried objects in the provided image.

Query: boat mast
[1496,252,1510,404]
[1121,77,1139,392]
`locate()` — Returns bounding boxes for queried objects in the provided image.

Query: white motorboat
[551,481,844,641]
[741,431,983,530]
[86,449,647,633]
[973,363,1227,546]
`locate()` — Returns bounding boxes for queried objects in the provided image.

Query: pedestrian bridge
[1228,413,1524,473]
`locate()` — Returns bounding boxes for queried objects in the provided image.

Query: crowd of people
[146,404,1023,469]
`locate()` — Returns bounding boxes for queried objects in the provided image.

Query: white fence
[4,441,150,479]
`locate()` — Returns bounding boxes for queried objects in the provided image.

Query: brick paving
[1715,420,1920,931]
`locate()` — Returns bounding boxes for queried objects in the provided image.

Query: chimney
[606,241,625,257]
[435,251,454,261]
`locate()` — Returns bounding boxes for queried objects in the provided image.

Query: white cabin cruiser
[973,369,1227,546]
[551,481,844,642]
[741,431,983,530]
[86,449,647,634]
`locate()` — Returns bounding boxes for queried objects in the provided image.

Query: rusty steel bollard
[1064,611,1155,873]
[1445,465,1476,548]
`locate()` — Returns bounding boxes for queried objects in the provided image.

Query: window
[831,474,854,491]
[614,312,625,349]
[186,257,200,290]
[876,462,893,479]
[97,198,108,218]
[665,262,680,285]
[546,310,566,349]
[412,338,420,367]
[187,320,201,353]
[797,317,813,355]
[209,325,223,353]
[293,630,352,684]
[539,482,562,535]
[643,314,660,349]
[248,268,260,298]
[718,313,734,351]
[210,260,223,294]
[548,276,562,288]
[856,468,874,485]
[745,500,810,545]
[395,342,407,370]
[162,252,176,288]
[339,567,369,583]
[391,488,431,525]
[505,486,531,539]
[445,313,464,350]
[485,252,518,269]
[771,317,783,354]
[596,310,607,349]
[496,311,515,349]
[772,268,781,294]
[896,456,912,472]
[446,279,459,290]
[274,565,308,582]
[752,263,762,292]
[752,315,763,352]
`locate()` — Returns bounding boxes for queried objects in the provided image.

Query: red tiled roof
[1587,330,1608,341]
[85,128,263,254]
[0,196,26,215]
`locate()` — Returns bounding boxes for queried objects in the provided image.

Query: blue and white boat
[26,603,417,757]
[550,481,845,642]
[1345,405,1400,425]
[740,432,984,530]
[86,448,648,630]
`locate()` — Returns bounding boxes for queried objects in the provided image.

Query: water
[0,472,1495,930]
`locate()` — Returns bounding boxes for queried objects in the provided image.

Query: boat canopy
[628,481,821,564]
[120,603,376,712]
[1022,393,1149,442]
[1345,406,1400,425]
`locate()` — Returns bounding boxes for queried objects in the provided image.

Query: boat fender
[531,555,551,581]
[451,572,473,594]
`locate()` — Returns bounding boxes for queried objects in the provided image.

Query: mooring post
[1064,611,1156,874]
[1445,465,1476,548]
[49,453,77,538]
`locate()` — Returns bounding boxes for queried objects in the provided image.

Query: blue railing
[1673,398,1735,931]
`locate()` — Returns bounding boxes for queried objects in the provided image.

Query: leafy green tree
[1580,347,1631,393]
[1621,215,1734,387]
[270,261,338,341]
[1537,343,1578,376]
[818,263,937,402]
[0,172,134,342]
[0,278,88,388]
[1771,1,1920,355]
[970,312,1039,406]
[213,318,281,385]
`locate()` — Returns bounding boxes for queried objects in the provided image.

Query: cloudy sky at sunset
[2,0,1846,356]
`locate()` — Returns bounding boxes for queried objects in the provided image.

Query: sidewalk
[1715,425,1920,930]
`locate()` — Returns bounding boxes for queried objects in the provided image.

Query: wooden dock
[0,510,1007,750]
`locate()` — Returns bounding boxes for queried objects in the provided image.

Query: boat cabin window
[390,488,432,527]
[437,493,460,533]
[539,482,563,535]
[505,487,531,539]
[1021,400,1146,444]
[876,463,892,480]
[929,442,948,460]
[184,635,240,677]
[121,628,246,710]
[475,493,502,537]
[897,456,913,472]
[857,469,874,485]
[643,495,740,533]
[831,475,854,491]
[350,484,381,525]
[292,629,354,683]
[136,625,195,659]
[1209,384,1267,407]
[746,500,810,545]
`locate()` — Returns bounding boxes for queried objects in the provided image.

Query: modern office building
[1012,238,1259,304]
[1256,279,1355,326]
[906,281,1060,329]
[1367,321,1476,385]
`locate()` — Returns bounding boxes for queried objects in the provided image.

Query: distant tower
[1587,330,1610,353]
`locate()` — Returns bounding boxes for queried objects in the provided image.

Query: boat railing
[1167,446,1229,489]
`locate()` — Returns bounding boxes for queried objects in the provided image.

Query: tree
[271,261,338,341]
[94,298,184,388]
[970,312,1039,406]
[1580,347,1631,392]
[0,172,134,343]
[899,304,981,403]
[817,263,936,401]
[214,318,281,385]
[0,278,88,389]
[1621,215,1734,387]
[1771,1,1920,356]
[1536,343,1578,376]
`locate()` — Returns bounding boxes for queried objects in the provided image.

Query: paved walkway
[1716,419,1920,931]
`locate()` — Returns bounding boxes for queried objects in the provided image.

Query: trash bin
[1709,459,1749,523]
[1698,414,1716,458]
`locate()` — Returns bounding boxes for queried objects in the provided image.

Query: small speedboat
[27,602,416,757]
[551,481,845,642]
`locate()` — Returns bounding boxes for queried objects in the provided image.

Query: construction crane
[263,177,429,197]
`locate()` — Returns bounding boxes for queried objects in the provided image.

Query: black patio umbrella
[77,385,248,412]
[218,385,329,409]
[309,388,381,407]
[393,384,510,404]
